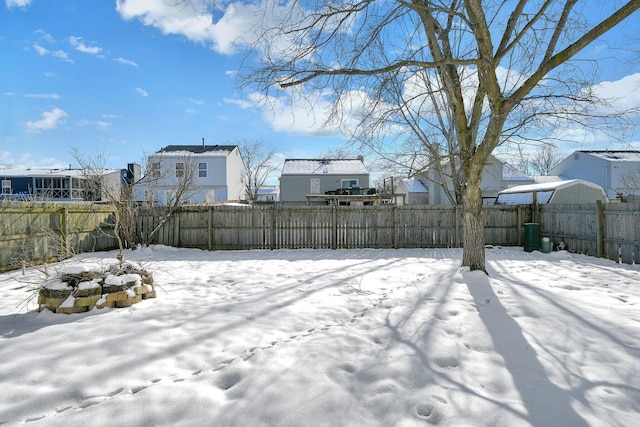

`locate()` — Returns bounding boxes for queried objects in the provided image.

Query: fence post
[393,205,398,249]
[60,206,70,258]
[173,210,180,247]
[596,200,605,258]
[208,206,213,251]
[331,206,337,249]
[454,205,460,248]
[516,205,522,247]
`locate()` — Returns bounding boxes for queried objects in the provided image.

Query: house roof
[579,150,640,161]
[502,163,532,181]
[498,179,603,195]
[257,186,279,195]
[0,168,120,178]
[401,178,428,193]
[281,159,368,175]
[158,145,236,155]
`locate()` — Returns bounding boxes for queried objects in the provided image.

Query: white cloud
[34,29,55,43]
[115,0,297,55]
[68,36,102,55]
[25,93,60,99]
[78,119,111,129]
[5,0,31,9]
[25,108,68,132]
[135,87,148,97]
[102,113,123,119]
[33,43,49,56]
[33,43,73,63]
[591,72,640,113]
[114,57,138,67]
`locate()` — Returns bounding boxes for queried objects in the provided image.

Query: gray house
[551,150,640,200]
[279,158,369,205]
[495,179,608,205]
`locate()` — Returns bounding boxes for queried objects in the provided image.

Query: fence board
[0,201,117,272]
[4,201,640,272]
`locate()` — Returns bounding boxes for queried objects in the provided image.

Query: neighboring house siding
[0,169,124,202]
[279,159,370,204]
[280,174,369,202]
[551,150,640,199]
[225,147,246,202]
[135,145,245,205]
[425,155,528,205]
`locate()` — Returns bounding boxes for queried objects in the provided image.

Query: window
[198,162,207,178]
[341,179,359,188]
[310,179,320,194]
[2,179,10,194]
[151,162,161,178]
[175,162,185,178]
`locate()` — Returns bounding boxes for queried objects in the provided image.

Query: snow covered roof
[496,179,607,205]
[0,168,120,178]
[401,178,428,193]
[257,186,279,195]
[158,145,236,156]
[580,150,640,161]
[498,179,601,194]
[282,159,368,175]
[532,175,565,184]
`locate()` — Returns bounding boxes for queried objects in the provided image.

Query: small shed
[396,178,429,205]
[495,179,608,205]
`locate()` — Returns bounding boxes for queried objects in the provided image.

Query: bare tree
[71,149,132,263]
[236,139,280,204]
[236,0,640,272]
[137,151,200,245]
[514,143,564,176]
[619,168,640,200]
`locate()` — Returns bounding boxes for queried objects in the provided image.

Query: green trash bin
[541,237,552,253]
[524,223,540,252]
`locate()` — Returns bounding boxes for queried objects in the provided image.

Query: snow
[1,245,639,426]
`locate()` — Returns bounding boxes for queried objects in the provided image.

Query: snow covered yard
[1,246,639,426]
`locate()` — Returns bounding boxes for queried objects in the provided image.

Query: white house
[551,150,640,200]
[255,185,279,204]
[134,144,245,205]
[423,155,533,205]
[279,158,370,204]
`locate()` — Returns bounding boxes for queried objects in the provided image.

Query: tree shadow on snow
[460,269,589,426]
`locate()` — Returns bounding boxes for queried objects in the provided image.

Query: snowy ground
[1,246,639,426]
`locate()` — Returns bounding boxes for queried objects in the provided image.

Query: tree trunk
[461,170,486,272]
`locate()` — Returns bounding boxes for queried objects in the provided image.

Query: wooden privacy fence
[2,202,639,271]
[136,205,532,251]
[540,201,640,264]
[0,202,118,272]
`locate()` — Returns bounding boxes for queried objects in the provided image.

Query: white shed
[495,179,608,205]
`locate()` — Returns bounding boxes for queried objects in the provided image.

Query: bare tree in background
[619,168,640,200]
[71,149,133,263]
[234,0,640,272]
[516,143,564,176]
[138,151,200,245]
[237,139,280,205]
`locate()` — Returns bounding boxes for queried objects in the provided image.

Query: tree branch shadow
[460,269,589,426]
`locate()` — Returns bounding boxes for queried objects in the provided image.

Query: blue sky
[1,0,640,175]
[0,0,348,171]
